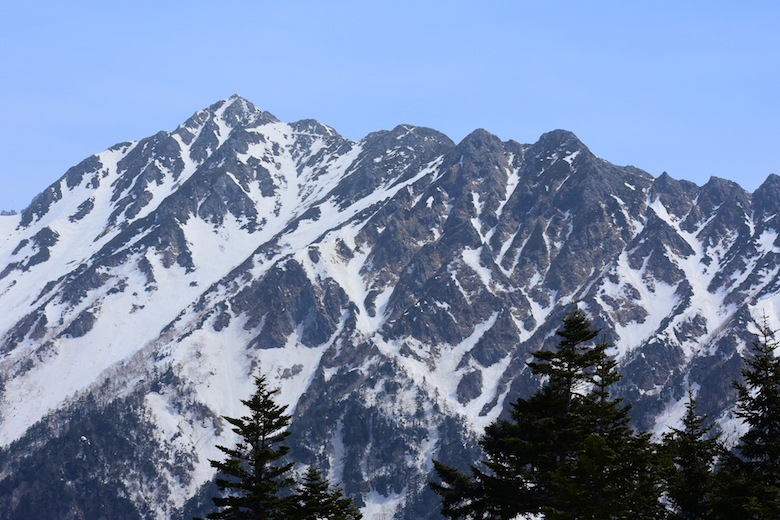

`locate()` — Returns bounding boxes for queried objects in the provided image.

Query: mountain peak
[453,128,505,157]
[534,129,588,155]
[217,94,279,128]
[179,95,279,135]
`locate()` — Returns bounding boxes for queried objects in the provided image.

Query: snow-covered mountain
[0,95,778,519]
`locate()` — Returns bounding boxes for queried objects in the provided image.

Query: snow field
[374,312,510,432]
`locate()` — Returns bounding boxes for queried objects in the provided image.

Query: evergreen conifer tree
[432,307,610,519]
[660,390,720,520]
[285,465,363,520]
[711,316,780,519]
[527,307,602,414]
[548,338,661,520]
[197,374,295,520]
[430,460,494,519]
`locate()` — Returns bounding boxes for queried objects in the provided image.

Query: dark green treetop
[285,465,363,520]
[711,316,780,519]
[197,374,295,520]
[660,389,721,520]
[528,307,601,414]
[431,307,664,519]
[547,337,662,520]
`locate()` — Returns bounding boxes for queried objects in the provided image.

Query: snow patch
[362,489,406,520]
[562,150,580,165]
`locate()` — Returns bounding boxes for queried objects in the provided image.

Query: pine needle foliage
[711,316,780,519]
[197,374,295,520]
[285,465,363,520]
[660,389,720,520]
[431,307,660,519]
[547,337,661,520]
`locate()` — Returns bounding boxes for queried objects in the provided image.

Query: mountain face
[0,95,778,519]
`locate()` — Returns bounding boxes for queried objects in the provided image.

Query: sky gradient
[1,1,778,212]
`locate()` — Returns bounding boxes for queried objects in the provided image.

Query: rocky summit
[0,95,778,519]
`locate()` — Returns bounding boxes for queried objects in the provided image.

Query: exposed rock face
[0,95,778,519]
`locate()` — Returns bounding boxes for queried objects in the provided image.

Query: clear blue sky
[1,1,778,212]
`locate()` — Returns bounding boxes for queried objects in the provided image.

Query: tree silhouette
[660,389,720,520]
[286,465,362,520]
[712,316,780,519]
[197,374,294,520]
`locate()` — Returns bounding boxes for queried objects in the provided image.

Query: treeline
[198,307,778,519]
[430,307,780,519]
